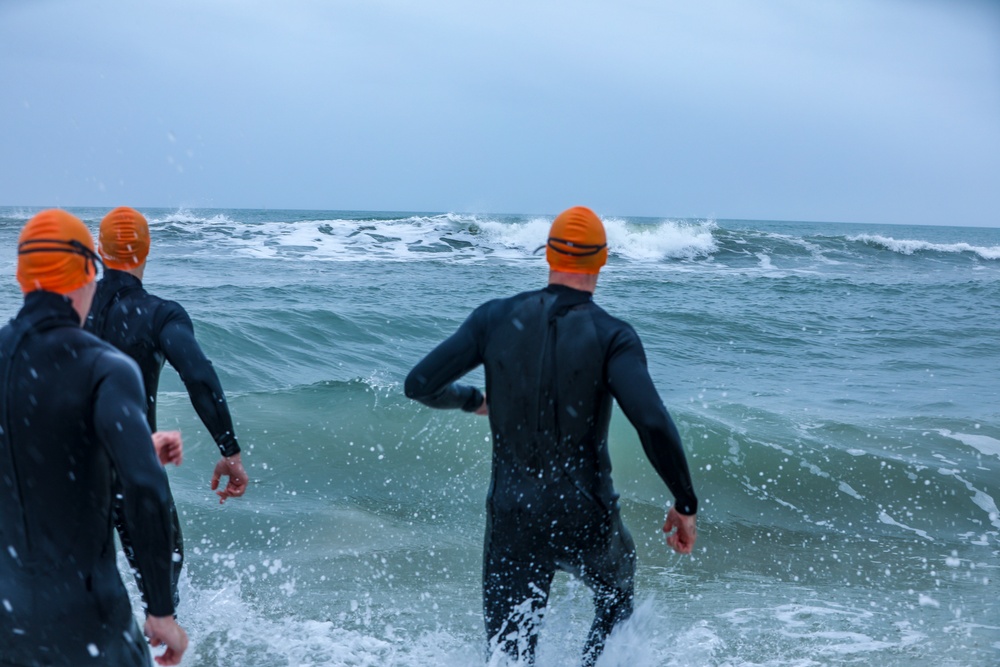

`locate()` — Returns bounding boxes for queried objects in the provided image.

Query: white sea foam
[108,520,986,667]
[134,541,955,667]
[720,602,927,663]
[849,234,1000,260]
[937,429,1000,459]
[604,217,718,261]
[935,468,1000,531]
[837,482,863,500]
[758,230,845,267]
[917,594,940,608]
[128,567,724,667]
[142,211,720,265]
[122,557,480,667]
[154,210,238,226]
[172,214,479,263]
[772,603,909,656]
[475,216,552,256]
[2,208,36,221]
[878,511,933,541]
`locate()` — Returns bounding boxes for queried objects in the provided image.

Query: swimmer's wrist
[216,433,241,457]
[145,599,175,618]
[671,500,698,516]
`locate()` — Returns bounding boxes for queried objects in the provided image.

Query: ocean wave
[143,210,721,264]
[154,209,240,226]
[1,208,37,221]
[849,234,1000,261]
[606,217,717,260]
[475,216,718,261]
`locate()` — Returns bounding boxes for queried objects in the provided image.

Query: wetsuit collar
[88,269,145,338]
[544,283,594,299]
[101,268,143,289]
[18,290,82,327]
[543,283,593,320]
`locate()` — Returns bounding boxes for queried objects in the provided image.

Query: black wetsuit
[85,269,241,608]
[405,284,697,666]
[0,291,175,666]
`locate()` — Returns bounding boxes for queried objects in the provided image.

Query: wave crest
[850,234,1000,261]
[144,210,720,264]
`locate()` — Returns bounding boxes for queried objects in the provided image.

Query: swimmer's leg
[483,550,555,665]
[578,519,636,667]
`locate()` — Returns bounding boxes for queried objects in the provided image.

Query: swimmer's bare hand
[152,431,183,467]
[663,507,697,554]
[475,394,489,416]
[211,453,248,504]
[144,614,188,666]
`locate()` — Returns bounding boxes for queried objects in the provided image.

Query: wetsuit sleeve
[156,302,241,457]
[605,326,698,515]
[404,308,486,412]
[92,350,176,617]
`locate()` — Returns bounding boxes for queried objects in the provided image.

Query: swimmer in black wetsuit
[1,210,188,666]
[85,206,249,609]
[405,206,698,666]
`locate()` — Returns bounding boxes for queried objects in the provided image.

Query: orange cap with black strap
[545,206,608,275]
[99,206,150,270]
[17,209,100,295]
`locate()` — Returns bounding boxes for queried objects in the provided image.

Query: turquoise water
[1,208,998,666]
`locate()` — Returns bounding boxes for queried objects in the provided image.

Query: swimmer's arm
[158,304,249,502]
[606,328,698,516]
[93,352,176,617]
[157,304,241,458]
[404,309,486,412]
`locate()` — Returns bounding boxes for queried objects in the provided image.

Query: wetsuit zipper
[536,299,560,443]
[88,281,132,337]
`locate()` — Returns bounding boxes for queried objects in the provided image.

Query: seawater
[1,208,998,666]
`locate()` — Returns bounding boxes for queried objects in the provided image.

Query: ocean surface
[1,207,998,666]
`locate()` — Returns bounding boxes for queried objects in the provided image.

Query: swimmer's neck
[548,270,598,294]
[118,263,146,282]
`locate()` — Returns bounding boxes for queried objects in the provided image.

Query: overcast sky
[1,0,998,225]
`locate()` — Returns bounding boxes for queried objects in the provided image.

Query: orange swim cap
[99,206,150,270]
[545,206,608,275]
[17,210,99,295]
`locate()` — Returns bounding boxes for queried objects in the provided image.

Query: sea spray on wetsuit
[85,206,244,610]
[405,207,697,666]
[87,269,240,453]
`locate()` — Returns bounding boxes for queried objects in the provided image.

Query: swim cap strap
[547,237,607,257]
[18,238,105,276]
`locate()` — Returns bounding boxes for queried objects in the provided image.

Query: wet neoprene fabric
[0,291,174,664]
[86,269,240,457]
